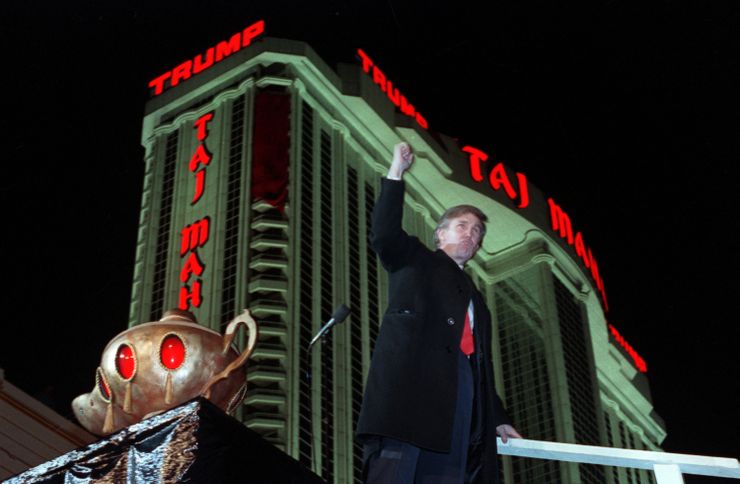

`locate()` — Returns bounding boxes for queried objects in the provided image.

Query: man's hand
[496,424,522,444]
[387,142,414,180]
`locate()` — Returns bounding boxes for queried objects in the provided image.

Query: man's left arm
[490,393,522,442]
[496,423,522,443]
[481,301,523,443]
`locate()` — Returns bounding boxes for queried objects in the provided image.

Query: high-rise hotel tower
[129,24,665,483]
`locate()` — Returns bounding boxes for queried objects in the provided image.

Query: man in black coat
[356,142,521,483]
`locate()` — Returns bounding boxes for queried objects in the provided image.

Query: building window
[495,269,560,483]
[319,129,334,481]
[220,95,246,325]
[604,411,620,483]
[347,165,364,481]
[297,101,314,469]
[150,130,179,321]
[554,277,604,483]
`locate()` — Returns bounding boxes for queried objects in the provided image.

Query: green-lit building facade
[129,35,666,483]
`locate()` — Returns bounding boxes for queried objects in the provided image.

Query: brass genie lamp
[73,309,258,435]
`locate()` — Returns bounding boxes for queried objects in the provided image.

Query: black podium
[7,398,325,483]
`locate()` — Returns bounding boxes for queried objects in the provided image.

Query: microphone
[308,304,350,349]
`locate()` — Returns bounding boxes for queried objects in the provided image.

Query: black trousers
[363,351,474,484]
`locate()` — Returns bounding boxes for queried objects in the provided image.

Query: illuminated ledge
[249,254,289,272]
[251,214,289,233]
[251,343,288,359]
[247,365,287,383]
[256,322,288,338]
[252,199,281,213]
[249,300,288,317]
[249,276,289,294]
[250,234,289,251]
[244,389,286,406]
[497,438,740,480]
[245,413,287,430]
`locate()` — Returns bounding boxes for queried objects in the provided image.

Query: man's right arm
[370,143,418,271]
[386,142,414,180]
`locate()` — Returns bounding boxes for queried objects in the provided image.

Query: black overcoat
[356,178,511,483]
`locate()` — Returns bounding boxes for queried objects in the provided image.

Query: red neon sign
[179,217,209,310]
[547,198,608,310]
[464,146,529,208]
[178,111,215,311]
[180,217,210,256]
[148,20,265,97]
[608,324,647,373]
[189,113,214,204]
[356,48,428,130]
[462,145,608,310]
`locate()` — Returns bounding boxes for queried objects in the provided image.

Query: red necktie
[460,308,474,356]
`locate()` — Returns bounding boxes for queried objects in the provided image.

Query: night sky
[2,1,737,480]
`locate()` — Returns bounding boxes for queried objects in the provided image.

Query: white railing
[496,438,740,483]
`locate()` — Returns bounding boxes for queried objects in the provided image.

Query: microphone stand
[304,304,350,477]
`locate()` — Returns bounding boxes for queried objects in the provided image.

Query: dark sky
[2,1,738,479]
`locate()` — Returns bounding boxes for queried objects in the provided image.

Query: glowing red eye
[160,335,185,370]
[116,344,136,380]
[96,368,111,400]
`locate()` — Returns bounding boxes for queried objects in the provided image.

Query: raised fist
[388,142,414,179]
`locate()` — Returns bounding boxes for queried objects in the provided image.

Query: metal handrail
[496,437,740,483]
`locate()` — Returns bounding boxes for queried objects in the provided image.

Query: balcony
[496,437,740,483]
[251,213,289,233]
[244,388,286,407]
[251,342,288,360]
[249,299,288,318]
[256,321,288,338]
[249,253,288,272]
[248,274,289,294]
[250,233,288,251]
[244,412,286,431]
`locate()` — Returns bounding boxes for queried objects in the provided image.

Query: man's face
[436,212,484,266]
